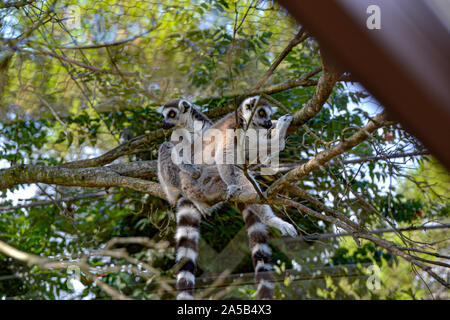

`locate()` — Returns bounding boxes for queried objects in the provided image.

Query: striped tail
[175,197,201,300]
[241,205,275,299]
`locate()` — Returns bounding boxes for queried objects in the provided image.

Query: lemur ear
[271,106,278,114]
[179,100,191,113]
[244,96,258,110]
[156,106,164,114]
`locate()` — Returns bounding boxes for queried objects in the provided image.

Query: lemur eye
[168,111,176,118]
[258,110,266,117]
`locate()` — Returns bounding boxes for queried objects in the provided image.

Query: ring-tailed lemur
[157,99,226,300]
[157,98,296,300]
[196,96,294,201]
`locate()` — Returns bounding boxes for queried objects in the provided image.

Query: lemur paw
[192,202,211,216]
[179,163,201,179]
[278,114,293,126]
[267,218,298,237]
[199,207,211,216]
[279,221,298,237]
[188,164,202,179]
[226,185,243,200]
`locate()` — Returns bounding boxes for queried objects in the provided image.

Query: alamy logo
[170,123,281,175]
[366,264,381,290]
[66,265,81,292]
[367,5,381,30]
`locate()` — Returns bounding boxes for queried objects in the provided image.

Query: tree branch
[0,112,392,208]
[0,163,165,199]
[0,190,120,211]
[274,197,450,289]
[252,27,308,90]
[266,112,392,197]
[0,239,132,299]
[267,150,430,173]
[19,48,138,76]
[337,150,429,164]
[0,0,35,9]
[287,67,342,134]
[50,30,153,50]
[282,224,450,243]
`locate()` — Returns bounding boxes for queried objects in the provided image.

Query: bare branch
[339,150,429,164]
[274,197,450,289]
[0,190,120,211]
[287,67,342,134]
[19,48,138,76]
[266,112,392,196]
[0,163,165,199]
[282,224,450,243]
[50,30,153,50]
[0,0,35,9]
[264,150,429,174]
[252,27,308,90]
[0,239,132,299]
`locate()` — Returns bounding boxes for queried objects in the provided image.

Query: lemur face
[157,99,191,130]
[241,96,277,129]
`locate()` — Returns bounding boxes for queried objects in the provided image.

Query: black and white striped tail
[241,206,275,299]
[175,197,201,300]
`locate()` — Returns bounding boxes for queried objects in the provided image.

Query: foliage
[0,0,448,299]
